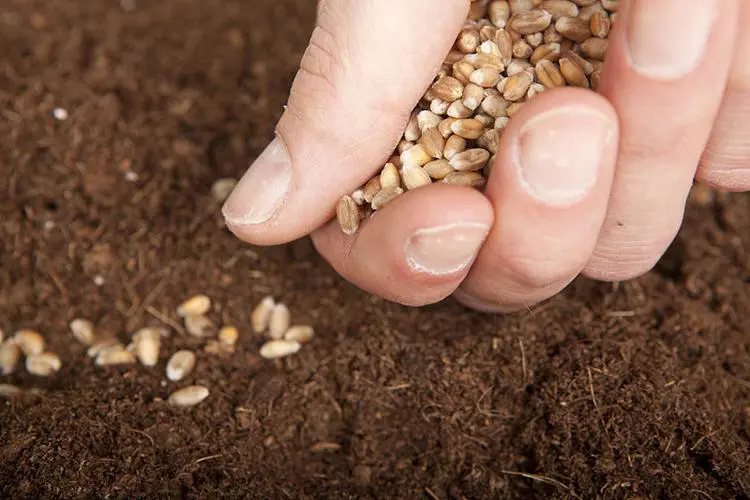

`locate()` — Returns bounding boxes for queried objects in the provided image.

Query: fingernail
[626,0,716,80]
[405,222,489,276]
[517,107,614,205]
[222,136,292,226]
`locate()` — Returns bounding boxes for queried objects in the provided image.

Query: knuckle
[293,25,344,108]
[584,241,665,281]
[503,253,580,291]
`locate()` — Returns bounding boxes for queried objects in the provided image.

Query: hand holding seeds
[223,0,750,312]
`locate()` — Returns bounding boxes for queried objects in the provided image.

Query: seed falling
[184,315,216,338]
[218,326,239,346]
[251,296,275,333]
[336,0,614,234]
[168,385,209,407]
[259,339,301,359]
[284,325,315,344]
[14,329,45,356]
[70,318,95,345]
[268,303,290,340]
[26,353,62,377]
[211,178,238,202]
[96,348,136,366]
[0,341,22,375]
[166,350,197,381]
[177,295,212,317]
[0,384,22,398]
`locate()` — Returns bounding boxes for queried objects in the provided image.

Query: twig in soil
[519,339,527,385]
[146,306,185,335]
[605,310,636,318]
[386,383,412,391]
[587,367,599,410]
[424,486,441,500]
[690,490,714,500]
[42,260,67,298]
[124,426,155,447]
[132,270,172,319]
[500,471,580,499]
[691,428,723,451]
[194,454,223,464]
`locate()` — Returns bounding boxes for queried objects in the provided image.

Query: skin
[223,0,749,312]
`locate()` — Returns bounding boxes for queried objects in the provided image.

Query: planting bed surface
[1,0,749,498]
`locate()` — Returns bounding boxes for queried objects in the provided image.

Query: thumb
[222,0,470,245]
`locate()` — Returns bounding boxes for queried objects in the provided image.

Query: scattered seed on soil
[0,383,22,397]
[211,178,238,202]
[259,339,301,359]
[0,341,22,375]
[134,329,161,367]
[283,325,315,344]
[13,329,45,356]
[268,303,290,340]
[177,294,212,317]
[251,296,275,333]
[166,350,196,381]
[26,353,62,376]
[337,0,614,234]
[87,339,122,358]
[218,326,239,346]
[96,348,136,366]
[168,385,209,407]
[70,318,96,345]
[184,315,216,338]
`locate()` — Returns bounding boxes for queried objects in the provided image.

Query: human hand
[222,0,749,312]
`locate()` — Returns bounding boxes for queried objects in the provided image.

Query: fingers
[455,89,619,312]
[311,184,494,307]
[222,0,470,245]
[584,0,739,281]
[698,0,750,192]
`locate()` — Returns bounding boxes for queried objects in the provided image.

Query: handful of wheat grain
[336,0,616,235]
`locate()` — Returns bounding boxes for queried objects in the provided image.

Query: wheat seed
[259,339,301,359]
[424,159,454,180]
[87,338,122,358]
[166,350,196,381]
[402,164,433,190]
[371,186,403,210]
[134,328,161,367]
[168,385,209,407]
[251,295,275,333]
[70,318,95,345]
[284,325,315,344]
[96,348,136,366]
[218,326,239,346]
[337,195,360,236]
[0,341,21,375]
[177,294,211,317]
[185,315,216,338]
[14,329,45,356]
[268,303,290,340]
[26,352,61,376]
[211,178,238,203]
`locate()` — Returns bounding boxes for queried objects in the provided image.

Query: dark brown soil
[1,1,749,498]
